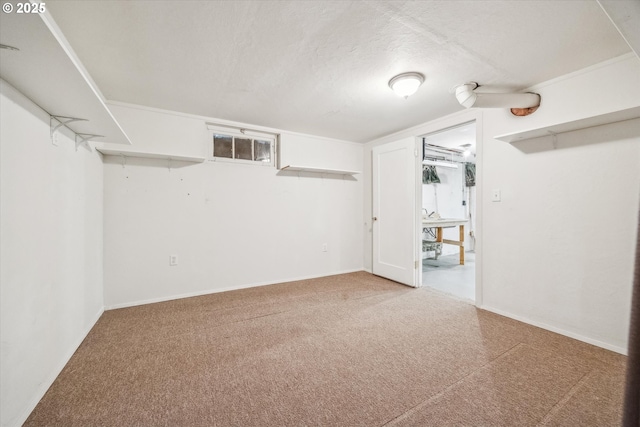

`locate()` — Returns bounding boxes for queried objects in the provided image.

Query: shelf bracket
[50,115,88,145]
[75,133,103,152]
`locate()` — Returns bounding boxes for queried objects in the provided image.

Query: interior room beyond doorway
[421,121,476,302]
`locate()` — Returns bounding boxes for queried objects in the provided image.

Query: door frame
[367,109,483,305]
[414,111,483,306]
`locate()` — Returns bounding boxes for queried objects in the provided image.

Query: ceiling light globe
[389,72,425,98]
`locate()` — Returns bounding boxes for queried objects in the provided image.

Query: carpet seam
[109,288,404,345]
[25,271,626,426]
[535,369,595,427]
[381,342,526,426]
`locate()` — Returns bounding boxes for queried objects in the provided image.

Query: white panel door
[372,137,418,287]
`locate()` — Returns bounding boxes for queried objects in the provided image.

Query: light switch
[170,255,178,266]
[492,189,501,202]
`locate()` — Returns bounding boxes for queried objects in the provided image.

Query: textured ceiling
[45,0,631,143]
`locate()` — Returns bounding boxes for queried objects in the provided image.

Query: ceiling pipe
[455,82,541,116]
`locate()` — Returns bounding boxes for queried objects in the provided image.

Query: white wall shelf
[96,147,205,163]
[0,8,131,145]
[494,106,640,143]
[279,165,361,175]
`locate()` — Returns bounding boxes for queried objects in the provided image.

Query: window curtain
[623,208,640,426]
[422,165,440,184]
[465,163,476,187]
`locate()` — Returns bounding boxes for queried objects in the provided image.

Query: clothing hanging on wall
[465,163,476,187]
[423,165,441,184]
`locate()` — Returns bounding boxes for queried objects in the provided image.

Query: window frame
[206,124,277,167]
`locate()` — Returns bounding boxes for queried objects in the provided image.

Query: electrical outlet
[322,243,328,252]
[170,255,178,266]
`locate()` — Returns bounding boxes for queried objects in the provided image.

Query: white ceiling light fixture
[389,72,425,98]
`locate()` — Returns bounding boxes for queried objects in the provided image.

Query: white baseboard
[105,269,366,310]
[11,307,104,427]
[479,304,627,355]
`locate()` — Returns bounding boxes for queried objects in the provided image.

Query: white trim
[414,137,422,288]
[105,269,365,310]
[368,109,480,147]
[106,100,281,134]
[526,52,636,91]
[279,131,363,147]
[12,307,104,427]
[207,157,274,167]
[480,305,627,355]
[105,100,360,146]
[473,112,484,308]
[206,122,279,139]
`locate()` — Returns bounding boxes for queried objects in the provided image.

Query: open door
[372,137,419,287]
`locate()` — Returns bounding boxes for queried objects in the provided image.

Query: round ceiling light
[389,72,425,98]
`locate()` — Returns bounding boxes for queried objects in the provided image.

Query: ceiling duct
[455,82,541,116]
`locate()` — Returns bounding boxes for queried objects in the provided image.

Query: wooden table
[422,218,468,265]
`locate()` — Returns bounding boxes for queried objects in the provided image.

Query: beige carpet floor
[25,272,626,426]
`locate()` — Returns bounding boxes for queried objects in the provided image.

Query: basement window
[207,124,276,166]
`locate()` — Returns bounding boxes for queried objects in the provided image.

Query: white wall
[103,105,364,308]
[364,53,640,353]
[279,132,362,172]
[0,80,104,427]
[480,54,640,353]
[101,101,208,158]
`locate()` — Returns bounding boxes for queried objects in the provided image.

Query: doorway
[420,122,476,302]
